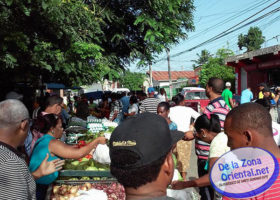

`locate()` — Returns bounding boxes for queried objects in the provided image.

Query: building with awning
[226,45,280,97]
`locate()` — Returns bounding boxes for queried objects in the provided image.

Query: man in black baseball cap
[109,112,184,200]
[258,82,267,99]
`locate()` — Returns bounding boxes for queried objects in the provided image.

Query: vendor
[29,114,106,200]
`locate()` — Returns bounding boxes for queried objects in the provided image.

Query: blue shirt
[169,122,178,131]
[241,89,253,104]
[29,134,60,185]
[120,96,130,114]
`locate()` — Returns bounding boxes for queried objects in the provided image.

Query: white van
[112,88,130,93]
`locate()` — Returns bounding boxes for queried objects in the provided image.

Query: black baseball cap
[262,87,270,93]
[109,112,184,169]
[258,83,267,87]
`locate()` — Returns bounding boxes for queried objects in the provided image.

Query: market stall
[48,116,122,200]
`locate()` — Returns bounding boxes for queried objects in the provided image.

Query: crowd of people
[1,77,280,200]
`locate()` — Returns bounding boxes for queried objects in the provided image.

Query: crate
[59,170,114,178]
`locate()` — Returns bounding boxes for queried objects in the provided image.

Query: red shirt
[223,159,280,200]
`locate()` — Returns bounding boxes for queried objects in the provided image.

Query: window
[185,91,207,100]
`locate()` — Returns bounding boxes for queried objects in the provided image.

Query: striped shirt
[196,97,230,160]
[139,97,161,114]
[223,159,280,200]
[0,141,36,200]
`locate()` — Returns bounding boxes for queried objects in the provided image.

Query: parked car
[183,89,209,113]
[183,87,242,113]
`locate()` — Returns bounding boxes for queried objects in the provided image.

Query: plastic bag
[70,188,107,200]
[167,188,194,200]
[92,144,111,164]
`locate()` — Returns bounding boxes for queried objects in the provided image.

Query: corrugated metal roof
[148,71,195,81]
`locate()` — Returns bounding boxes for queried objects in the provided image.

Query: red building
[226,45,280,97]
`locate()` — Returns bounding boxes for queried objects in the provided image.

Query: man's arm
[229,98,234,108]
[229,91,234,108]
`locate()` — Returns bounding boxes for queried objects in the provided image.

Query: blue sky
[129,0,280,73]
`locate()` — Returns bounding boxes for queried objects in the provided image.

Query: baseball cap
[109,112,184,169]
[258,83,267,87]
[262,87,270,93]
[225,82,231,87]
[147,87,155,94]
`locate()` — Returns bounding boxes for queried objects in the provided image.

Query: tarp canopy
[84,91,103,99]
[46,83,65,89]
[46,83,82,90]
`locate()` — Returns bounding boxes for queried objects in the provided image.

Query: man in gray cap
[0,99,64,199]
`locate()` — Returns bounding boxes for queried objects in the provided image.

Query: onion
[80,186,87,191]
[84,182,91,189]
[59,186,67,195]
[53,186,60,194]
[68,194,76,198]
[70,186,78,194]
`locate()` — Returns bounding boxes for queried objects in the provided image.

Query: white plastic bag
[167,169,195,200]
[70,188,107,200]
[167,188,193,200]
[92,144,111,164]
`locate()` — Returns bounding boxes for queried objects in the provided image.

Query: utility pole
[166,48,172,99]
[149,63,153,87]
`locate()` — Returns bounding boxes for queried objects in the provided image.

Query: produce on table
[51,182,125,200]
[63,157,109,171]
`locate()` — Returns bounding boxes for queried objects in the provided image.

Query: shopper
[223,103,280,199]
[120,92,130,119]
[258,82,267,99]
[172,114,230,200]
[184,77,230,200]
[157,88,168,102]
[0,100,64,200]
[240,87,253,104]
[124,95,139,118]
[76,94,89,120]
[256,87,280,122]
[29,113,106,199]
[109,93,123,124]
[169,93,199,181]
[221,82,234,109]
[109,112,184,200]
[28,95,64,155]
[139,87,160,114]
[157,102,177,130]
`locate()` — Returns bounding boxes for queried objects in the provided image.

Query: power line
[187,0,271,41]
[154,1,280,63]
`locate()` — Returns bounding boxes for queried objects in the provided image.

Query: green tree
[238,27,265,52]
[0,0,195,87]
[192,49,212,69]
[119,71,145,91]
[199,48,235,87]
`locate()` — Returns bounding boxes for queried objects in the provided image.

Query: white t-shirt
[169,106,200,132]
[209,132,230,158]
[128,103,138,114]
[273,121,280,146]
[157,94,166,102]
